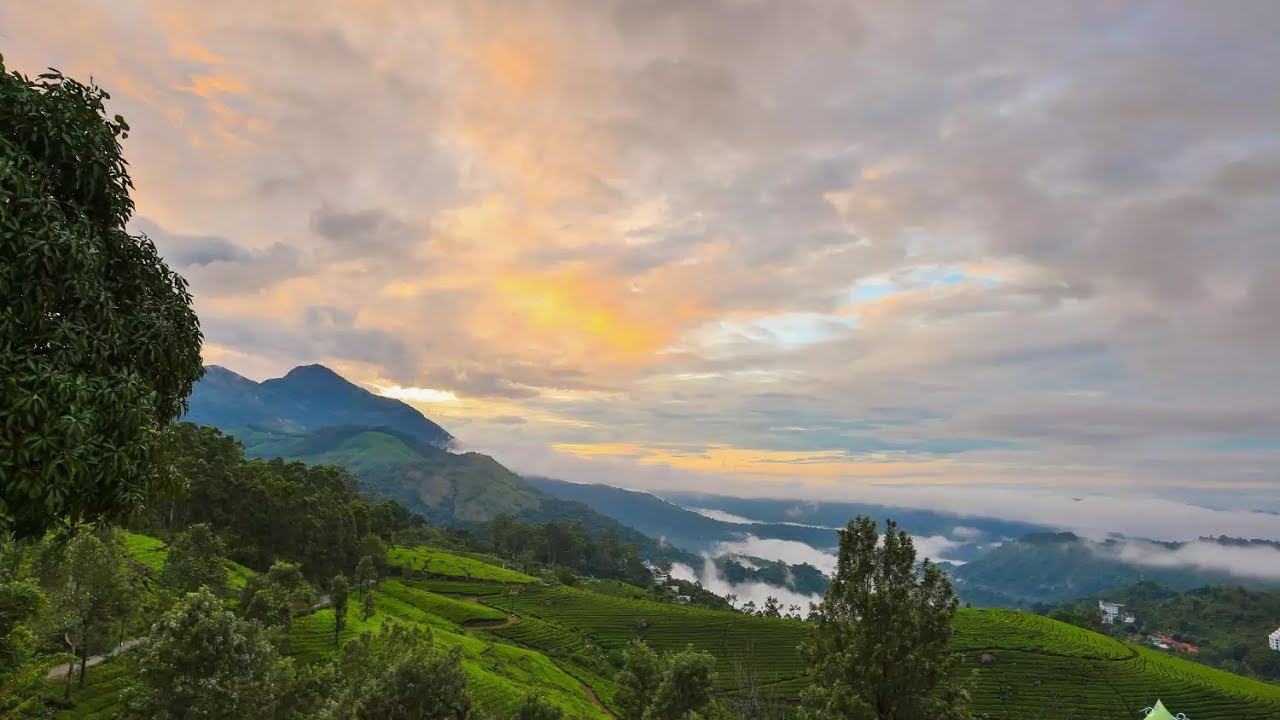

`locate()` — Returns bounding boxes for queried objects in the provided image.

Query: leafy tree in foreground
[331,573,350,647]
[127,587,293,719]
[645,645,719,720]
[516,692,564,720]
[0,58,203,539]
[616,640,722,720]
[616,639,664,720]
[800,516,970,720]
[321,622,471,720]
[158,523,228,600]
[36,529,133,698]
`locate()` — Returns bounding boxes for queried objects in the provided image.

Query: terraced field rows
[953,611,1280,720]
[388,546,535,583]
[459,582,812,690]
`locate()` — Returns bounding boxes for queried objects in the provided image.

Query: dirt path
[457,594,614,716]
[580,683,615,718]
[462,614,518,635]
[47,638,144,680]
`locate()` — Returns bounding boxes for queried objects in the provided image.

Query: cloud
[1100,540,1280,581]
[688,508,755,525]
[670,557,821,614]
[711,535,837,576]
[6,1,1280,512]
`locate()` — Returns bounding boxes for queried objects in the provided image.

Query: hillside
[1039,582,1280,683]
[37,533,1280,720]
[186,364,453,446]
[232,425,690,566]
[949,532,1280,606]
[415,560,1280,719]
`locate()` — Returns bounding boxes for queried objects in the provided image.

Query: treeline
[139,423,430,582]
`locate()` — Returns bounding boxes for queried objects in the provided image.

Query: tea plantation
[42,538,1280,720]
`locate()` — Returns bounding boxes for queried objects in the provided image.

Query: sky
[8,1,1280,526]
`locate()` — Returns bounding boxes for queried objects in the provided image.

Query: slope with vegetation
[1037,581,1280,683]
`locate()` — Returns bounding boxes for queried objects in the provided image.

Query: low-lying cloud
[712,535,837,575]
[1100,539,1280,581]
[670,557,821,614]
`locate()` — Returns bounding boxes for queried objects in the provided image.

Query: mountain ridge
[187,364,453,446]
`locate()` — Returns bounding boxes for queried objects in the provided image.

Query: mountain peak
[186,364,452,446]
[281,363,348,382]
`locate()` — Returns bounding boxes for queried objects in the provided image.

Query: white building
[1099,600,1134,625]
[1268,627,1280,651]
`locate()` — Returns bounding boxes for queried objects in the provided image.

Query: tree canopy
[801,516,970,720]
[0,59,203,539]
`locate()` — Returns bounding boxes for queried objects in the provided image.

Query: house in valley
[1099,600,1135,625]
[1268,627,1280,651]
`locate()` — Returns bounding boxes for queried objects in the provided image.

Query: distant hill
[232,425,695,565]
[187,364,453,446]
[1038,581,1280,684]
[950,532,1280,606]
[525,477,839,552]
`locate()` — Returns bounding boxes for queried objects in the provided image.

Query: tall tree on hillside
[331,574,350,647]
[127,587,293,719]
[358,534,388,576]
[36,530,133,698]
[0,58,203,539]
[800,516,971,720]
[158,523,228,600]
[355,555,377,596]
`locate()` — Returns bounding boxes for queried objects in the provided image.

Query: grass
[388,545,535,583]
[288,580,610,719]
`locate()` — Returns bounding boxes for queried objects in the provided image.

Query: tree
[761,596,783,618]
[516,692,564,720]
[362,590,376,621]
[321,622,471,720]
[331,574,350,647]
[616,640,664,720]
[800,516,970,720]
[158,523,228,599]
[355,555,377,595]
[0,59,203,539]
[358,534,388,576]
[0,578,54,714]
[127,587,293,719]
[240,561,312,653]
[36,529,133,698]
[645,645,718,720]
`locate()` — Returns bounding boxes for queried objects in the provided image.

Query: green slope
[420,579,1280,720]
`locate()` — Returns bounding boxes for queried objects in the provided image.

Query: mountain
[949,532,1280,606]
[187,364,452,446]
